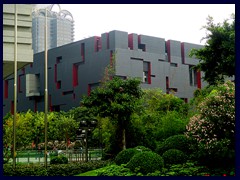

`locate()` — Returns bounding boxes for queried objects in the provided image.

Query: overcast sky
[57,4,235,45]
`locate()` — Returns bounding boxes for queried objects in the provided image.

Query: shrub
[185,81,235,167]
[162,149,187,166]
[97,164,137,176]
[127,151,164,175]
[3,160,110,176]
[155,135,191,155]
[115,148,139,165]
[50,154,68,165]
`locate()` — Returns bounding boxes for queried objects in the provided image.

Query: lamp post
[44,7,48,168]
[13,4,18,169]
[78,120,97,162]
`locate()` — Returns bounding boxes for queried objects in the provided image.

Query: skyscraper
[32,4,74,54]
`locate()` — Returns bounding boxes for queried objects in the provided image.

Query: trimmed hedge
[115,148,139,165]
[156,135,191,155]
[162,149,187,166]
[3,160,111,176]
[50,155,68,164]
[127,151,164,175]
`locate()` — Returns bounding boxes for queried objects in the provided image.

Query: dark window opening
[56,56,62,63]
[131,57,143,61]
[81,43,85,61]
[170,63,178,67]
[62,91,74,95]
[166,76,169,94]
[52,105,60,112]
[189,65,197,87]
[143,62,151,84]
[57,81,61,89]
[138,44,146,52]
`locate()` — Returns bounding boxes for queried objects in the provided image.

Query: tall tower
[32,4,74,54]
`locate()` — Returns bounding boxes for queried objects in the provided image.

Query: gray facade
[32,4,74,54]
[3,30,207,116]
[3,4,34,79]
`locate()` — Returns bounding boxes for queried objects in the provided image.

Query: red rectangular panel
[128,34,134,50]
[197,71,202,89]
[148,62,151,84]
[73,64,78,87]
[4,80,8,99]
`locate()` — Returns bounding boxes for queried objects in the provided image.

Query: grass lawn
[75,167,107,176]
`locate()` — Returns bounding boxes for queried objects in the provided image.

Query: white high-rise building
[32,4,74,54]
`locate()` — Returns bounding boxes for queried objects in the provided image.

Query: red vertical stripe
[34,99,37,112]
[49,95,52,112]
[54,64,57,83]
[81,43,85,61]
[167,40,171,62]
[148,62,151,84]
[73,64,78,87]
[166,76,169,94]
[4,80,8,99]
[11,101,14,115]
[138,35,141,44]
[18,76,21,93]
[181,43,185,64]
[128,34,133,50]
[197,71,202,89]
[88,84,91,96]
[110,50,113,66]
[106,33,109,49]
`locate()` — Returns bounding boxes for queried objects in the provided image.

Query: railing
[7,148,103,164]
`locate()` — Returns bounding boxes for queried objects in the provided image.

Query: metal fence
[8,148,102,164]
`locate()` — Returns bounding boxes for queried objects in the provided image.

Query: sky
[50,4,234,45]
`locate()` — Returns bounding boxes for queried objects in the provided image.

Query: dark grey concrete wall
[3,30,206,116]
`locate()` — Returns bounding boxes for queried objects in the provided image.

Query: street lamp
[78,120,97,162]
[44,7,48,168]
[13,4,18,169]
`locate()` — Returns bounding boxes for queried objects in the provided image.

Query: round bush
[127,151,164,175]
[115,148,139,165]
[50,155,68,164]
[155,135,191,155]
[162,149,187,166]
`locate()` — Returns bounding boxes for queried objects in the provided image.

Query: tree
[81,77,143,153]
[190,14,235,85]
[185,81,235,167]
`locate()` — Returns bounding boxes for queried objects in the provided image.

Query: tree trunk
[122,128,126,150]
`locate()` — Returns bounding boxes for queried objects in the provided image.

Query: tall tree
[81,77,143,153]
[190,14,235,85]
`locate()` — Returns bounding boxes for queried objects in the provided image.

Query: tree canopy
[190,14,235,85]
[81,77,143,152]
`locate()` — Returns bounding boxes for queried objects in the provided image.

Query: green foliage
[50,154,68,165]
[82,77,143,153]
[114,148,139,165]
[162,149,187,166]
[155,111,189,141]
[97,164,137,176]
[160,161,210,176]
[3,160,110,176]
[190,14,235,85]
[127,151,164,175]
[142,89,189,116]
[186,81,235,167]
[155,135,191,155]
